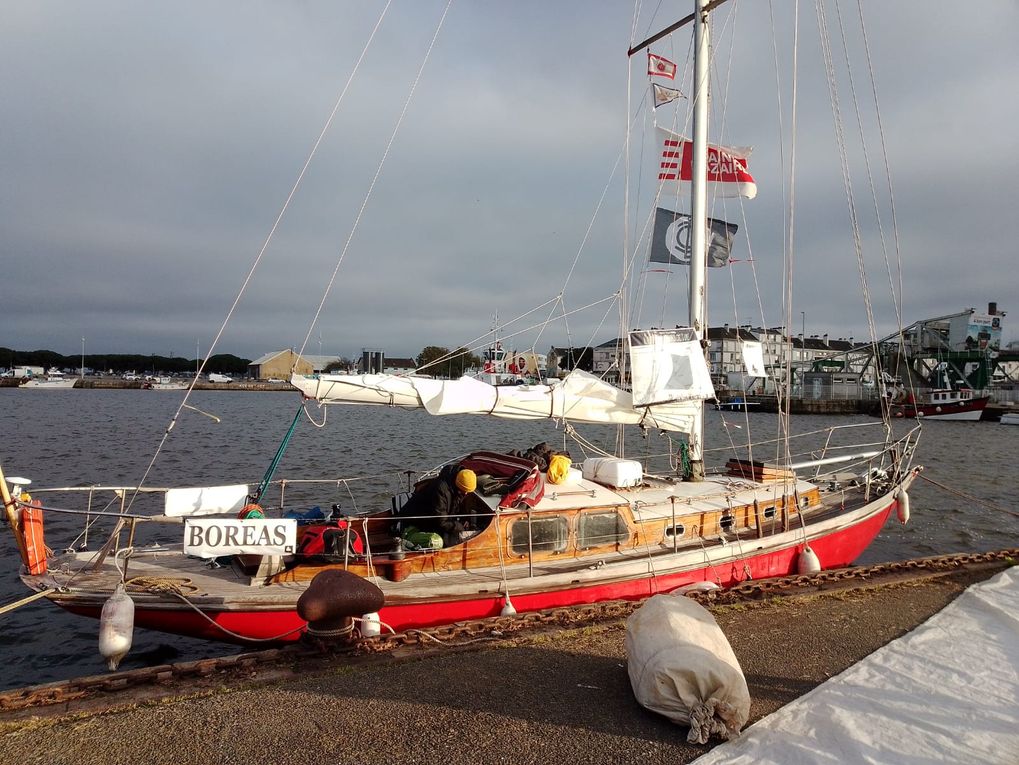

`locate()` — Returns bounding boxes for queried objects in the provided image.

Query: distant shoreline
[1,377,295,392]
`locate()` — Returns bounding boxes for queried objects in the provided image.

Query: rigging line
[780,0,801,473]
[856,0,909,409]
[919,474,1019,521]
[299,0,454,360]
[856,0,904,332]
[122,2,394,513]
[414,294,618,377]
[816,1,880,391]
[831,1,894,433]
[414,296,562,374]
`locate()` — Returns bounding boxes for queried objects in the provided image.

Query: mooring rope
[919,474,1019,520]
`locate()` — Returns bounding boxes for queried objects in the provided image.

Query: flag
[656,127,757,199]
[652,83,683,109]
[647,53,677,79]
[740,341,766,377]
[650,207,738,267]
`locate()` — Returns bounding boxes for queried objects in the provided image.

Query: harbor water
[1,388,1016,691]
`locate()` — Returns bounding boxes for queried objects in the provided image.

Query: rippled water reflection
[1,389,1015,689]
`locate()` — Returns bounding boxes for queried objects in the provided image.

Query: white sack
[625,594,750,744]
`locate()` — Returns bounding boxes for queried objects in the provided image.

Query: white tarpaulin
[692,567,1019,764]
[629,329,716,407]
[291,369,706,434]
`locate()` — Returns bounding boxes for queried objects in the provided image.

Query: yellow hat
[455,468,477,493]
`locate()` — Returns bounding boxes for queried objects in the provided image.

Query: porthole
[665,524,686,538]
[510,516,568,555]
[719,514,735,531]
[578,511,628,548]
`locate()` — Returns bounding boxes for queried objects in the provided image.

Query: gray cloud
[2,1,1016,362]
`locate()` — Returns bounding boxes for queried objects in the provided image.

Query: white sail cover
[290,368,706,434]
[629,329,716,407]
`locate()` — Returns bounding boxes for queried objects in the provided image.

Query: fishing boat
[19,370,77,389]
[1,2,921,660]
[889,387,990,421]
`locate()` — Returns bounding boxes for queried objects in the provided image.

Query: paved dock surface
[0,566,1005,765]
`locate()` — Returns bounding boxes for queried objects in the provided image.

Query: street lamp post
[801,311,805,338]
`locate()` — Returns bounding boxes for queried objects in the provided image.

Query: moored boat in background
[890,388,989,421]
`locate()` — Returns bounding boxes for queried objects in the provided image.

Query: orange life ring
[237,503,265,519]
[20,499,47,575]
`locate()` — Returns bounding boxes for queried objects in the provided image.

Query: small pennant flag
[647,53,677,80]
[652,83,683,109]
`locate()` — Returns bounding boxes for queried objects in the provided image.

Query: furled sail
[290,368,707,434]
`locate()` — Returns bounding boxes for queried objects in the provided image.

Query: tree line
[0,348,251,375]
[2,344,486,378]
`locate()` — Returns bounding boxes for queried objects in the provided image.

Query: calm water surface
[1,388,1016,690]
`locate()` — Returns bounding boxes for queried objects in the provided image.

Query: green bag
[401,527,443,551]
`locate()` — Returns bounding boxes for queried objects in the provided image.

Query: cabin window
[578,511,629,548]
[511,516,569,555]
[665,524,686,538]
[762,506,776,519]
[800,495,810,509]
[719,514,735,531]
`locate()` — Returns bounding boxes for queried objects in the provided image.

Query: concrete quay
[0,562,1008,765]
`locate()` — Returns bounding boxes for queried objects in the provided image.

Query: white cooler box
[582,457,643,488]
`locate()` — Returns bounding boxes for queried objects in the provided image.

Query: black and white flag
[650,207,738,267]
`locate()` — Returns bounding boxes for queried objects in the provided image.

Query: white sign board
[165,484,250,518]
[740,341,766,378]
[184,519,297,559]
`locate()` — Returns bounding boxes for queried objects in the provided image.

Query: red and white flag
[647,53,677,80]
[655,127,757,200]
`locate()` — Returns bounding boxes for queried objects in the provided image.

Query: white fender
[896,488,910,524]
[500,595,517,616]
[359,612,381,637]
[98,583,135,671]
[797,545,821,574]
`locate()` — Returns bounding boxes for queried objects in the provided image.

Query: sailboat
[1,2,921,654]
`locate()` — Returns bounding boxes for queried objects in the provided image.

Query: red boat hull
[61,500,896,644]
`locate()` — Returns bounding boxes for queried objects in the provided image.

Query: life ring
[20,499,47,575]
[237,503,265,519]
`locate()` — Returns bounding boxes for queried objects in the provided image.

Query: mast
[686,0,710,481]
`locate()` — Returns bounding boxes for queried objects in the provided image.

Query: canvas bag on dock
[625,594,750,744]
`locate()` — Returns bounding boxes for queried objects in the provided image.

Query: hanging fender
[20,499,47,575]
[896,488,910,524]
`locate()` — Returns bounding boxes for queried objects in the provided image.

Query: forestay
[290,367,708,434]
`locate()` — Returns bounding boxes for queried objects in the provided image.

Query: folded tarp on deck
[692,567,1019,764]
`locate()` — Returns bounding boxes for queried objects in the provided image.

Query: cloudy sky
[3,1,1016,362]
